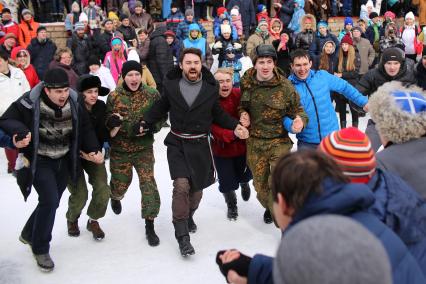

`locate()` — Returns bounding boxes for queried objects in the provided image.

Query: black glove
[17,167,32,201]
[132,121,152,136]
[216,250,252,282]
[106,115,122,128]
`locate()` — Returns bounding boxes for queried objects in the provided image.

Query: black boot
[145,219,160,247]
[240,183,251,201]
[173,220,195,257]
[352,120,359,128]
[188,210,197,233]
[111,199,122,215]
[263,209,273,224]
[223,191,238,221]
[340,120,347,129]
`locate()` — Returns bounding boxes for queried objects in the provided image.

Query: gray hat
[252,44,277,63]
[74,21,85,30]
[21,9,32,16]
[185,8,194,17]
[273,215,392,284]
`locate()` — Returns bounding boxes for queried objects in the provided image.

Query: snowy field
[0,101,369,284]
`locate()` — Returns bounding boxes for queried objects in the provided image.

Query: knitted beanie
[220,24,232,35]
[340,33,353,46]
[381,47,404,64]
[317,20,328,29]
[217,7,227,16]
[44,68,70,89]
[405,11,415,20]
[185,8,194,17]
[79,12,88,22]
[74,22,85,30]
[258,18,268,29]
[122,60,142,78]
[319,127,377,183]
[344,17,353,26]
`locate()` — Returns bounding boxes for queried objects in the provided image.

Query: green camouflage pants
[246,137,292,213]
[66,160,111,222]
[110,147,160,219]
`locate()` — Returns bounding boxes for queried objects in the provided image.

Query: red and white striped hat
[319,127,376,183]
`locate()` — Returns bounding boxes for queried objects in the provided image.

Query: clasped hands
[240,112,304,134]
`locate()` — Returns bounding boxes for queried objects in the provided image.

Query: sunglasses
[17,53,27,58]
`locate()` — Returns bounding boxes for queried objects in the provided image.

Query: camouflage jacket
[106,84,163,152]
[239,67,308,139]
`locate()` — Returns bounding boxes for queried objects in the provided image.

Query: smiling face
[60,52,72,65]
[16,51,28,66]
[180,53,202,81]
[291,56,312,80]
[255,57,275,81]
[323,42,334,54]
[215,72,233,98]
[45,87,70,107]
[124,70,142,91]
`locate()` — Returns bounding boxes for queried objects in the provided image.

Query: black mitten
[140,121,151,134]
[106,115,122,128]
[131,121,142,136]
[216,250,252,282]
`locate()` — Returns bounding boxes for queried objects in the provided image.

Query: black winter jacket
[27,38,57,79]
[117,25,136,47]
[295,30,315,51]
[66,33,93,75]
[96,30,114,61]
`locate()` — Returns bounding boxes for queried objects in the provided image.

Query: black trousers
[21,155,70,255]
[214,155,252,193]
[335,94,359,127]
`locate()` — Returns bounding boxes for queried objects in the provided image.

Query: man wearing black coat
[142,48,249,257]
[27,26,57,80]
[147,26,174,94]
[0,69,103,272]
[226,0,256,38]
[67,22,93,75]
[96,19,115,62]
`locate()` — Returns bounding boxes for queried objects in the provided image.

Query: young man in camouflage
[106,61,164,247]
[239,45,308,224]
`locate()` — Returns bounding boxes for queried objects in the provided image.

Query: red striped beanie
[319,127,376,183]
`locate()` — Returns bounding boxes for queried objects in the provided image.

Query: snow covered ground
[0,106,370,284]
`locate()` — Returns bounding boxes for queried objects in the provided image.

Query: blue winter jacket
[176,20,207,41]
[368,169,426,274]
[0,128,13,148]
[248,180,426,284]
[286,70,367,144]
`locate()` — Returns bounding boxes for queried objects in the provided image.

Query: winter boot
[174,220,195,257]
[33,253,54,272]
[223,191,238,221]
[188,210,197,233]
[263,209,273,224]
[145,219,160,246]
[19,234,32,246]
[67,220,80,237]
[87,220,105,240]
[240,183,251,201]
[340,120,347,129]
[111,199,122,215]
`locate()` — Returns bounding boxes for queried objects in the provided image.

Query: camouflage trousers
[110,147,160,219]
[66,160,111,222]
[246,137,292,213]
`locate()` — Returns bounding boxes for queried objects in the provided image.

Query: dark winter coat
[226,0,256,29]
[356,59,417,96]
[309,32,339,66]
[136,38,150,64]
[211,88,246,158]
[367,168,426,274]
[87,100,109,144]
[147,27,174,93]
[27,38,57,80]
[295,30,316,51]
[0,83,100,198]
[96,30,114,61]
[365,24,385,47]
[0,128,13,148]
[415,61,426,89]
[277,0,295,27]
[212,36,241,67]
[129,12,154,34]
[340,51,361,87]
[117,24,137,46]
[272,40,292,77]
[248,180,426,284]
[66,33,92,75]
[143,66,239,191]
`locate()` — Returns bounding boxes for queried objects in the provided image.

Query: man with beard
[66,22,92,75]
[129,1,154,34]
[239,45,308,224]
[96,19,115,62]
[27,26,57,79]
[142,48,249,256]
[357,48,417,151]
[106,61,164,247]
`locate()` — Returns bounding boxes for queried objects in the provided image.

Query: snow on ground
[0,108,369,283]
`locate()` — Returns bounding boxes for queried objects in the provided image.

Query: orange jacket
[18,18,39,48]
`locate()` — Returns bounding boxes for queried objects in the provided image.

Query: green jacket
[106,83,163,152]
[239,67,308,139]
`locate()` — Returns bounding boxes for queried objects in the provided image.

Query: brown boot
[67,220,80,237]
[87,220,105,240]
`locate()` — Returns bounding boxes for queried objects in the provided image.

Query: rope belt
[170,129,218,183]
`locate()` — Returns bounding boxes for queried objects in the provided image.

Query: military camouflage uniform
[239,67,308,213]
[106,84,164,219]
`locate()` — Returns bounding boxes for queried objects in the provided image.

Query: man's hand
[13,132,31,148]
[291,116,304,133]
[363,103,369,112]
[239,112,250,127]
[234,125,249,139]
[80,151,104,164]
[107,113,123,129]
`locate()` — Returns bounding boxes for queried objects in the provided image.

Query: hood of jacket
[290,179,375,225]
[11,46,30,68]
[269,18,283,36]
[301,14,316,32]
[378,57,413,81]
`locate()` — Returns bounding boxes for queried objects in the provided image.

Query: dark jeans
[21,155,69,255]
[214,155,252,193]
[297,140,319,151]
[335,94,359,127]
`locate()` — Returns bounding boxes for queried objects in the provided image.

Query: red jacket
[1,21,20,45]
[211,88,247,158]
[11,46,40,88]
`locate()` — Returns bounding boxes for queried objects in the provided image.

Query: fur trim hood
[368,81,426,144]
[301,14,316,32]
